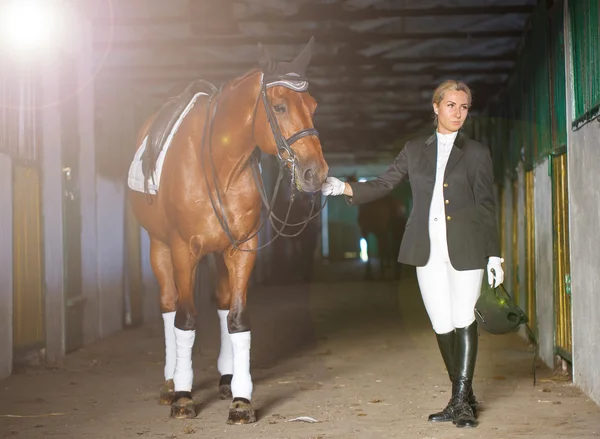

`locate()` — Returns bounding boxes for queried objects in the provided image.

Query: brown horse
[128,38,328,424]
[347,175,406,280]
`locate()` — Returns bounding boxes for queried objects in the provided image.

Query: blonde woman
[321,80,504,428]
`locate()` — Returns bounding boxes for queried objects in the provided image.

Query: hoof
[159,379,175,405]
[219,374,233,400]
[227,397,256,425]
[170,392,197,419]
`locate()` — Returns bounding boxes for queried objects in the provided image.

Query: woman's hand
[321,176,348,196]
[487,256,504,288]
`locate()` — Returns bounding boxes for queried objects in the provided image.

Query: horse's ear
[258,42,272,70]
[292,36,315,76]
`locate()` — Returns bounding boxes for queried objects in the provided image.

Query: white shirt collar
[436,130,458,146]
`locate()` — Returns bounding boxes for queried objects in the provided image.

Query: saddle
[141,79,218,193]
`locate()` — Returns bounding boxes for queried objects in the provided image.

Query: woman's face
[433,90,470,134]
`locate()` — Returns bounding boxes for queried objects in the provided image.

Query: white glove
[321,176,346,196]
[487,256,504,288]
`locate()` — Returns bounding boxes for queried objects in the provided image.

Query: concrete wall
[0,154,13,378]
[94,79,136,337]
[533,158,554,367]
[564,0,600,405]
[96,178,125,336]
[41,63,67,365]
[94,77,146,336]
[77,19,100,347]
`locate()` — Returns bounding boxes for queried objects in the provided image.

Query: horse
[347,175,406,280]
[127,38,328,424]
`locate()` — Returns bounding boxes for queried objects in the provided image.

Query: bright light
[1,0,63,52]
[359,238,369,262]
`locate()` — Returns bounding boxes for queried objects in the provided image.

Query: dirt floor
[2,261,599,439]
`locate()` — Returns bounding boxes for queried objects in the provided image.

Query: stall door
[3,73,46,354]
[13,165,45,352]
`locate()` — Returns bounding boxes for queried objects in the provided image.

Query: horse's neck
[192,71,261,186]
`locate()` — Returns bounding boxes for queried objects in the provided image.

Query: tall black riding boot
[452,321,479,428]
[428,330,456,422]
[428,330,478,423]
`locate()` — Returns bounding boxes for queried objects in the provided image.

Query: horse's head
[252,37,328,193]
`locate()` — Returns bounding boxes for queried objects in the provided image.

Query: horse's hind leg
[214,253,233,399]
[169,238,199,419]
[222,238,258,425]
[149,238,177,405]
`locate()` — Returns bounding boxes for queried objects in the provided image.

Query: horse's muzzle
[297,162,328,193]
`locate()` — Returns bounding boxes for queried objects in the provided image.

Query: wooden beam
[117,67,511,83]
[92,5,534,26]
[94,30,522,50]
[240,5,536,22]
[99,54,515,73]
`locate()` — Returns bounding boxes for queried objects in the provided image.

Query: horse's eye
[273,104,287,114]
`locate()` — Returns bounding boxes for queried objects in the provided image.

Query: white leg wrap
[162,312,176,380]
[230,331,253,400]
[173,328,195,392]
[217,310,234,376]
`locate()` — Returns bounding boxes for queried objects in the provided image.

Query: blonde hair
[432,80,472,124]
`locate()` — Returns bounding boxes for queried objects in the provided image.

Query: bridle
[199,71,327,252]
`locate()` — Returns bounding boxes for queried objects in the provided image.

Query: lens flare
[0,0,62,52]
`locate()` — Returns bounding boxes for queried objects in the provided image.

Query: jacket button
[447,216,451,220]
[443,183,448,188]
[445,199,449,204]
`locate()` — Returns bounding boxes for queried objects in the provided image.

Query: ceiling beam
[98,53,516,74]
[92,5,535,26]
[119,67,511,83]
[239,5,536,23]
[134,78,505,95]
[94,29,522,50]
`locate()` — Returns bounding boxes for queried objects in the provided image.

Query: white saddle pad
[127,92,209,194]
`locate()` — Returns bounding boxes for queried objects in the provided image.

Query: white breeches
[416,219,484,334]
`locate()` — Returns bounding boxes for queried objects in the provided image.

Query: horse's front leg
[214,253,233,399]
[222,237,258,425]
[169,239,199,419]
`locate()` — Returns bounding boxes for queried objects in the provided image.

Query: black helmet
[474,278,529,335]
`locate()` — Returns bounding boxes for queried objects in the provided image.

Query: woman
[321,80,504,429]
